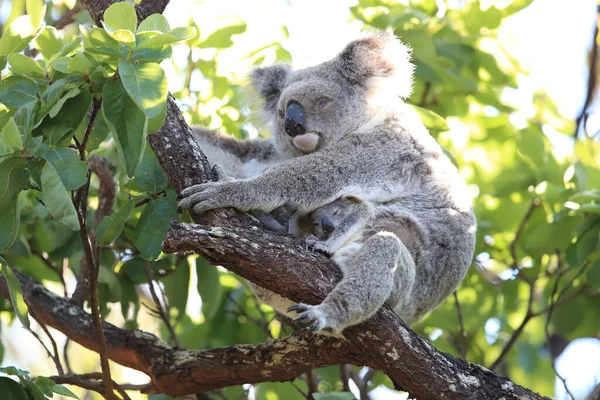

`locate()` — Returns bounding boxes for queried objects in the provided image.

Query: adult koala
[179,30,476,332]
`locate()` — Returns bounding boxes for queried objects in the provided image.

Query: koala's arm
[178,138,395,215]
[192,127,279,178]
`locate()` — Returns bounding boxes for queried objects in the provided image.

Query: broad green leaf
[41,126,71,146]
[196,258,223,319]
[87,28,121,56]
[137,27,196,50]
[0,366,29,377]
[118,60,168,118]
[134,195,177,260]
[0,157,27,251]
[32,376,54,397]
[42,147,87,190]
[0,15,39,56]
[0,118,23,155]
[41,162,80,231]
[102,79,148,177]
[103,2,137,33]
[7,54,44,76]
[50,56,71,73]
[25,0,45,29]
[67,52,92,75]
[0,262,30,329]
[526,216,580,254]
[105,29,136,47]
[52,383,79,398]
[131,45,172,63]
[48,87,81,119]
[411,105,449,134]
[0,76,40,108]
[137,14,171,33]
[33,26,63,59]
[588,260,600,289]
[0,377,29,400]
[0,156,29,204]
[199,22,246,49]
[569,189,600,203]
[58,36,82,58]
[134,144,167,193]
[162,258,190,320]
[96,200,134,246]
[48,89,92,139]
[0,104,11,131]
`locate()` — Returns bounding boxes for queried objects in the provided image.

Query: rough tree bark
[0,1,553,399]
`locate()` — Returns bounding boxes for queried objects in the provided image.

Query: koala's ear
[341,194,363,204]
[250,64,292,111]
[336,30,414,99]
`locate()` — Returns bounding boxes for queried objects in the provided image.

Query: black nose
[284,102,306,137]
[321,216,335,235]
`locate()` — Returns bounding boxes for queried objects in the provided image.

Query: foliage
[0,366,78,399]
[0,0,598,399]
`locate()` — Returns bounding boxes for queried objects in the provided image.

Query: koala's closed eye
[316,98,331,109]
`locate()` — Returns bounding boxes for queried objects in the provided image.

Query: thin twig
[144,261,181,347]
[348,368,371,400]
[289,378,310,399]
[453,291,468,359]
[544,253,576,400]
[305,369,317,397]
[48,373,138,400]
[227,292,273,338]
[76,178,116,399]
[33,314,64,375]
[340,365,350,392]
[510,198,541,284]
[79,99,102,161]
[575,8,599,138]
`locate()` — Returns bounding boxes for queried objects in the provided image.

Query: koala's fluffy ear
[336,30,414,99]
[250,64,292,112]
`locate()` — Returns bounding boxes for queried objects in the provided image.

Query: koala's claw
[305,236,333,256]
[288,303,339,333]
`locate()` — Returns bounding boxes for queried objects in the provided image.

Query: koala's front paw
[178,180,240,215]
[288,303,343,334]
[305,235,333,256]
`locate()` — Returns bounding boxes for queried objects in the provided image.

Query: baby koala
[289,196,406,333]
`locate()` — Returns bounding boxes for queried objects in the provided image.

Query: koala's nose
[284,102,306,137]
[321,216,335,235]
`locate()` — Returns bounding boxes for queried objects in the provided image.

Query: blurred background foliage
[0,0,599,399]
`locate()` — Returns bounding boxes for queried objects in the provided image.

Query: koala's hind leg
[289,231,415,333]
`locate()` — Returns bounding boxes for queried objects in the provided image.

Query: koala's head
[251,30,413,156]
[310,196,364,240]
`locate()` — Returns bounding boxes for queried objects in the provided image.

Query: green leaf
[411,105,449,134]
[33,26,64,59]
[0,262,30,329]
[0,377,29,400]
[134,144,167,193]
[67,52,92,75]
[131,45,172,63]
[48,87,81,119]
[0,15,39,56]
[102,79,148,177]
[138,14,171,33]
[7,54,44,76]
[136,27,197,50]
[134,195,178,260]
[147,100,167,133]
[0,157,27,251]
[103,2,137,33]
[41,162,80,231]
[199,22,246,49]
[196,258,223,319]
[32,376,54,397]
[0,156,29,205]
[105,29,136,47]
[42,147,88,190]
[569,189,600,204]
[587,260,600,289]
[526,216,579,255]
[0,118,23,156]
[52,383,79,398]
[118,60,168,118]
[0,76,40,108]
[96,200,134,246]
[26,0,45,29]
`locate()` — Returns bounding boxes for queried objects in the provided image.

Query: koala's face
[251,30,414,156]
[310,197,358,240]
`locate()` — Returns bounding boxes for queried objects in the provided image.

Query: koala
[179,30,477,333]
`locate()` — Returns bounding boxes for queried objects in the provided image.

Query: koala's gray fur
[180,30,477,333]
